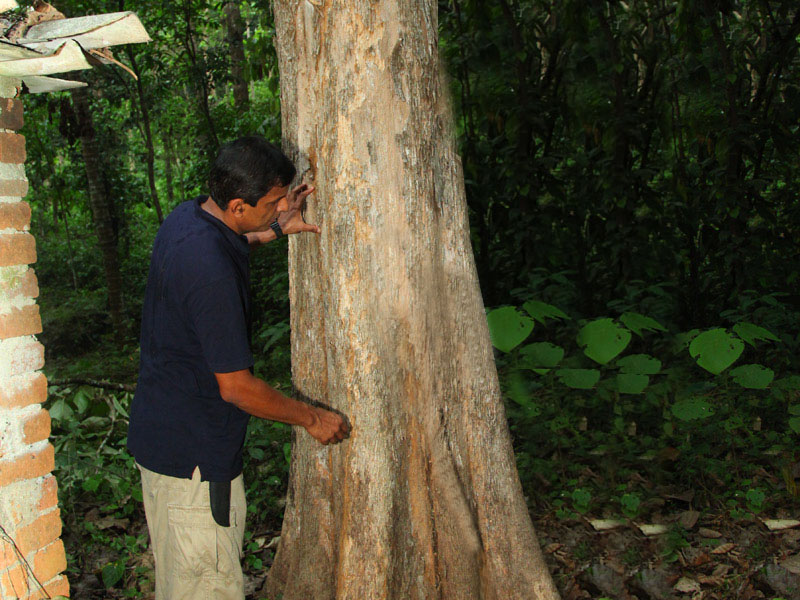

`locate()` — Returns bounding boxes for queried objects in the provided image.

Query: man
[127,135,349,600]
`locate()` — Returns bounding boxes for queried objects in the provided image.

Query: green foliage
[617,354,661,375]
[490,292,798,528]
[671,398,714,422]
[519,342,564,372]
[522,300,569,325]
[555,368,600,390]
[577,318,631,364]
[487,306,535,352]
[689,329,745,374]
[440,1,800,326]
[619,493,641,518]
[730,364,775,390]
[619,313,667,337]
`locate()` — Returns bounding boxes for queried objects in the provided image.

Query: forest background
[18,0,800,598]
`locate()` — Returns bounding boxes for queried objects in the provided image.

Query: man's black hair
[208,135,296,209]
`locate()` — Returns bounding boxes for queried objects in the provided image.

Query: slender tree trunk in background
[127,47,164,223]
[267,2,560,599]
[72,87,125,342]
[162,125,175,206]
[61,207,79,291]
[182,2,220,155]
[224,0,249,112]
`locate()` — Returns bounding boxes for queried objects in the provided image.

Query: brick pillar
[0,77,70,599]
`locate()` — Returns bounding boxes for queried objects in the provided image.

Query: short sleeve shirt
[127,197,253,481]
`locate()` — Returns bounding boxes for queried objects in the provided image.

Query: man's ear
[227,198,246,217]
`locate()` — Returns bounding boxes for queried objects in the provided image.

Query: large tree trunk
[72,87,125,342]
[223,0,249,112]
[266,2,560,599]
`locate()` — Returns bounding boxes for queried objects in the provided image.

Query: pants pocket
[166,504,238,582]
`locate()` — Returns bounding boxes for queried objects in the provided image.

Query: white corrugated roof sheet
[0,9,150,93]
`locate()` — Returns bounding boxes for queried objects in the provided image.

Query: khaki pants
[137,463,246,600]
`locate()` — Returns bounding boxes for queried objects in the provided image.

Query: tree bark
[72,87,125,342]
[224,0,249,112]
[267,2,560,599]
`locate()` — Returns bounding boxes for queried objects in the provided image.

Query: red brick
[0,132,26,163]
[0,539,15,570]
[0,201,30,230]
[0,443,54,487]
[0,178,28,197]
[0,304,42,339]
[37,475,58,512]
[0,233,36,266]
[22,409,50,445]
[31,539,66,585]
[0,268,38,301]
[0,562,30,598]
[14,509,61,556]
[26,574,70,599]
[0,337,45,377]
[0,98,24,131]
[0,372,47,410]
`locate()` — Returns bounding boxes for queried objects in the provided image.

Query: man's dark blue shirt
[128,197,253,482]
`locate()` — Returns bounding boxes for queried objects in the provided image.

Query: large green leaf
[732,322,779,346]
[48,398,73,421]
[616,373,649,394]
[620,312,667,336]
[522,300,569,324]
[556,368,601,389]
[729,364,774,389]
[519,342,564,369]
[487,307,534,352]
[101,561,125,588]
[577,318,632,364]
[688,329,744,374]
[616,354,662,375]
[671,398,715,421]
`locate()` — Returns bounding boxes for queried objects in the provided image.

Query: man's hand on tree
[305,406,349,445]
[277,183,321,235]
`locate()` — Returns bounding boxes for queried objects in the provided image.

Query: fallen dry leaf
[699,527,722,538]
[673,576,701,593]
[780,554,800,575]
[711,542,735,555]
[638,523,669,536]
[679,509,700,530]
[590,519,626,531]
[762,519,800,531]
[711,563,732,577]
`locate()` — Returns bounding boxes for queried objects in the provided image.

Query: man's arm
[215,369,349,445]
[245,228,279,249]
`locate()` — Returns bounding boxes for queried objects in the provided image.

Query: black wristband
[270,220,284,239]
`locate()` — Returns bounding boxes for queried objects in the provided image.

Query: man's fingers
[293,186,315,208]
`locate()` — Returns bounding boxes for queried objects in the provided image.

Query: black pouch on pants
[209,480,231,527]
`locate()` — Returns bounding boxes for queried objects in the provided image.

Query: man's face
[238,184,290,233]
